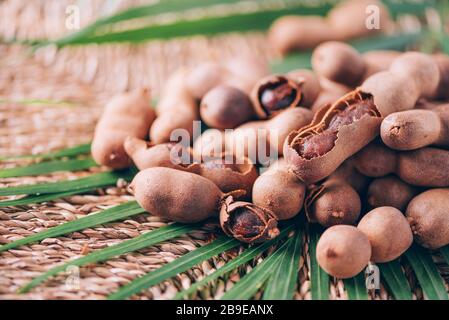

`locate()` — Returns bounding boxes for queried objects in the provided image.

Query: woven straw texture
[1,0,448,300]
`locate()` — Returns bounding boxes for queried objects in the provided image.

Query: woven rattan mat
[1,0,448,300]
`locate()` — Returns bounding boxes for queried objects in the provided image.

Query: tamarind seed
[220,196,280,243]
[251,75,303,118]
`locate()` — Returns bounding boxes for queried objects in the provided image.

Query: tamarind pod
[250,74,304,119]
[220,196,280,244]
[433,53,449,100]
[305,176,361,227]
[224,56,270,95]
[156,69,193,116]
[226,107,312,164]
[91,88,155,169]
[327,158,370,193]
[381,105,449,150]
[353,139,397,177]
[311,78,351,113]
[397,147,449,187]
[193,129,226,160]
[124,138,200,173]
[286,69,322,108]
[199,154,258,198]
[327,0,392,40]
[131,167,224,223]
[186,62,229,100]
[268,16,336,56]
[406,188,449,249]
[284,90,381,184]
[252,158,305,220]
[312,41,366,87]
[389,52,440,98]
[361,50,401,79]
[366,176,419,211]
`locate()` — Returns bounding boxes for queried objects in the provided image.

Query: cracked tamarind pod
[406,188,449,249]
[354,140,449,187]
[252,158,306,220]
[366,176,419,211]
[226,107,313,164]
[150,69,199,144]
[358,206,413,263]
[220,196,280,244]
[250,70,320,119]
[91,88,155,169]
[305,166,362,228]
[284,52,440,184]
[124,138,257,198]
[316,225,371,279]
[380,104,449,150]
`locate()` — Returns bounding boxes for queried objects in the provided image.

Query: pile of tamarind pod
[90,41,449,279]
[268,0,393,56]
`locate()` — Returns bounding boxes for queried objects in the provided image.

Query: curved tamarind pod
[252,158,305,220]
[381,104,449,150]
[362,50,401,79]
[285,52,439,184]
[433,53,449,100]
[366,176,418,211]
[91,88,155,169]
[286,69,322,108]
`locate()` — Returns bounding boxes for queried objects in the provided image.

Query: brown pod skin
[358,207,413,263]
[284,90,381,184]
[224,56,270,95]
[286,69,322,108]
[316,225,371,279]
[327,0,392,40]
[362,50,401,79]
[312,41,366,87]
[124,137,200,172]
[433,53,449,100]
[252,159,306,220]
[268,16,335,56]
[354,140,397,177]
[328,158,370,194]
[367,176,418,211]
[251,74,304,119]
[131,167,224,223]
[389,52,440,98]
[397,147,449,187]
[380,106,449,150]
[226,107,312,164]
[220,196,280,244]
[305,177,361,227]
[193,129,226,160]
[186,62,229,100]
[406,188,449,249]
[199,154,258,198]
[91,88,155,169]
[151,70,199,144]
[311,78,351,114]
[355,142,449,187]
[200,85,255,129]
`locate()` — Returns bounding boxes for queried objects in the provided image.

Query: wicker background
[0,0,448,300]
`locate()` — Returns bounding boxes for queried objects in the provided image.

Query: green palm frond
[309,225,330,300]
[378,260,413,300]
[343,272,369,300]
[19,223,197,293]
[0,143,91,161]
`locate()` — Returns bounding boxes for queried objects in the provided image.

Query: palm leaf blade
[378,260,412,300]
[343,272,368,300]
[309,225,329,300]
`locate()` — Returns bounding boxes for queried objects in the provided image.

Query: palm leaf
[0,187,95,208]
[378,260,413,300]
[440,246,449,265]
[0,169,135,196]
[0,158,97,178]
[405,245,448,300]
[309,225,329,300]
[262,227,303,300]
[220,237,291,300]
[19,223,196,293]
[0,201,144,252]
[173,225,294,300]
[343,272,368,300]
[108,236,240,300]
[0,143,91,161]
[271,32,424,73]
